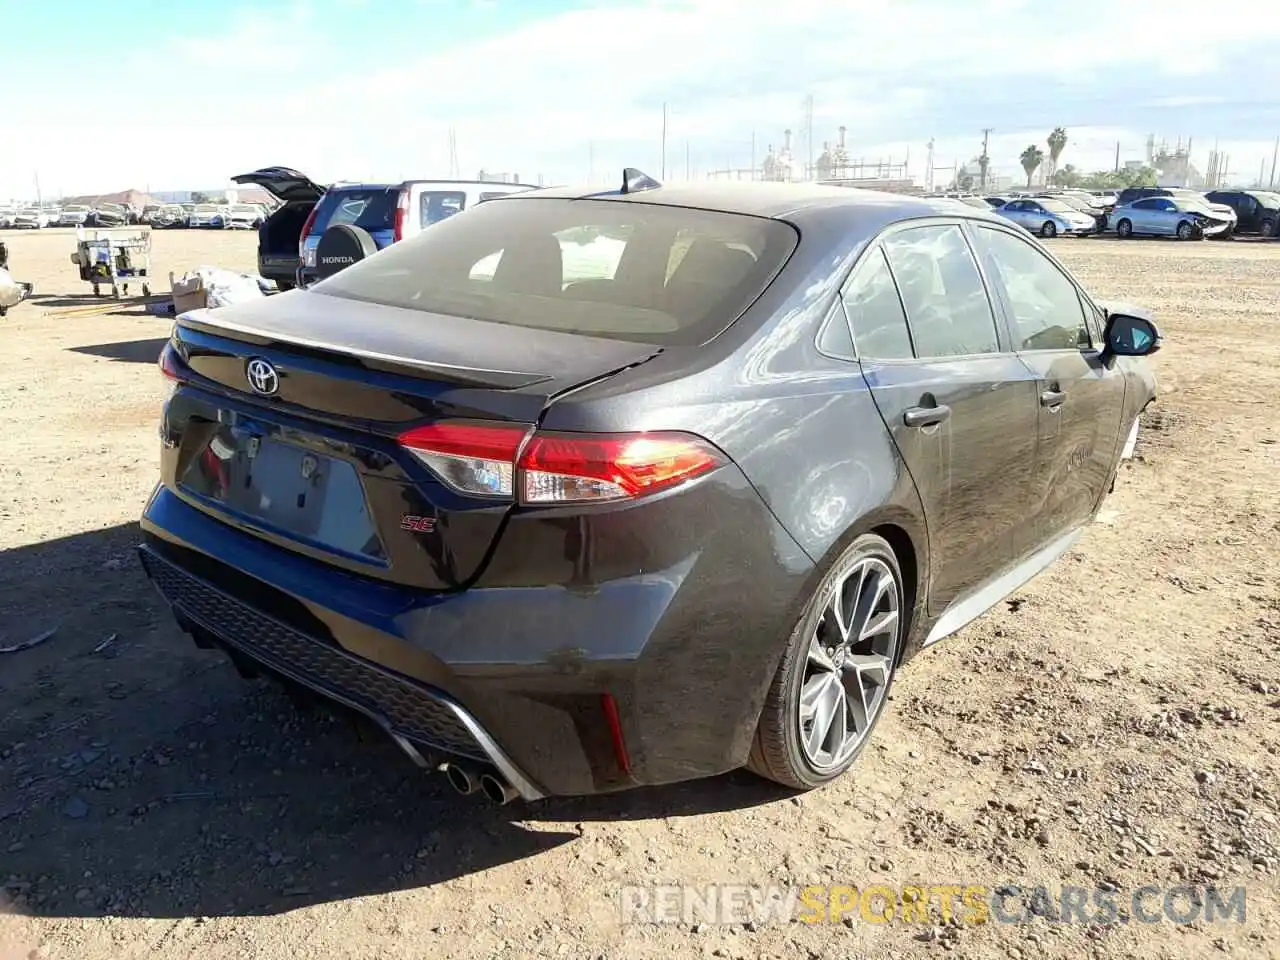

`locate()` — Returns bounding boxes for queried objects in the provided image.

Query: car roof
[498,180,1002,232]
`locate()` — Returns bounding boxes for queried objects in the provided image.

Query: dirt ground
[1,226,1277,960]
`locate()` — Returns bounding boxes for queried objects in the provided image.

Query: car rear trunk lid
[164,292,661,590]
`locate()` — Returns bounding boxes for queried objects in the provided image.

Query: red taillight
[393,189,409,242]
[395,422,726,504]
[519,431,725,503]
[399,422,528,498]
[159,342,183,380]
[298,204,319,257]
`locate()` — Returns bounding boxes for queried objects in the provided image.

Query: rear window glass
[312,189,396,234]
[312,197,798,346]
[420,191,466,226]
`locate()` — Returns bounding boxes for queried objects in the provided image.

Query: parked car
[1203,189,1280,237]
[232,167,327,292]
[55,205,92,227]
[296,178,537,286]
[224,204,266,230]
[1115,187,1237,237]
[151,205,188,229]
[984,195,1013,208]
[996,197,1098,237]
[188,204,226,228]
[1039,193,1109,232]
[10,208,49,229]
[141,176,1161,801]
[139,205,164,224]
[1108,196,1232,239]
[87,204,129,227]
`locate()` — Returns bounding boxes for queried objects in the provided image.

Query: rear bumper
[138,542,544,799]
[139,468,813,797]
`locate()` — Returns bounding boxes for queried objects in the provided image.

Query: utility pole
[1114,141,1120,173]
[1269,136,1278,189]
[660,103,668,180]
[926,138,935,192]
[33,171,41,206]
[979,128,992,189]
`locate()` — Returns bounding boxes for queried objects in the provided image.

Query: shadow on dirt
[0,524,787,921]
[68,338,167,364]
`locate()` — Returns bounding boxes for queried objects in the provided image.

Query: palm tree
[1020,145,1045,187]
[1046,127,1068,181]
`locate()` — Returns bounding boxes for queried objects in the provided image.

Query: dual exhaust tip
[442,761,518,805]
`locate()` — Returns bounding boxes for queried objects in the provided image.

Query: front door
[967,223,1127,542]
[842,222,1040,616]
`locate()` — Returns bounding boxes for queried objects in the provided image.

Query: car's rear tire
[748,533,905,790]
[1116,218,1133,238]
[1261,217,1277,238]
[1040,220,1057,239]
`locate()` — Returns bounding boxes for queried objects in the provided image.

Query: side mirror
[1103,312,1162,357]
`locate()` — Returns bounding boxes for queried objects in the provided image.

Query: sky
[4,0,1280,199]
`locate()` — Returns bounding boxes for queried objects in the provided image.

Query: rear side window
[841,249,912,359]
[420,191,466,226]
[313,197,798,346]
[311,189,396,234]
[881,225,999,358]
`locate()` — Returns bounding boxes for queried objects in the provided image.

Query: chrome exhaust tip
[443,762,478,796]
[479,772,518,805]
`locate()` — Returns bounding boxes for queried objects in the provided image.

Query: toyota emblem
[246,358,280,396]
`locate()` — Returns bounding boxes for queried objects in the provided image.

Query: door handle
[903,405,952,428]
[1040,389,1066,408]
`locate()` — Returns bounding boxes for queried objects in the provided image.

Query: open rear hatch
[163,291,661,591]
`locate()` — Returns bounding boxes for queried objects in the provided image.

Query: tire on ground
[748,532,905,791]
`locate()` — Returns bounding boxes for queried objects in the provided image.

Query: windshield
[193,205,217,213]
[230,205,258,215]
[65,205,89,212]
[1038,199,1074,214]
[313,196,799,346]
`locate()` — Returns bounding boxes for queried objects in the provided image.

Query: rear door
[845,221,1040,615]
[300,187,398,275]
[967,223,1126,542]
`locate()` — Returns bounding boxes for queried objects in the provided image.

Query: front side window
[881,224,999,358]
[971,226,1089,351]
[841,248,912,359]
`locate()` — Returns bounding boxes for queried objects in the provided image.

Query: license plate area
[181,426,384,560]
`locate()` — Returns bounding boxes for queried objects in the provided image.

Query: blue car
[297,179,537,287]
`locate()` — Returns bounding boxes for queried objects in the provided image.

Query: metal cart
[71,227,153,298]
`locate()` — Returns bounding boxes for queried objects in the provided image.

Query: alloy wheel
[797,556,900,772]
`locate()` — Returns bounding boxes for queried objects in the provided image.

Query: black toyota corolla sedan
[141,172,1160,803]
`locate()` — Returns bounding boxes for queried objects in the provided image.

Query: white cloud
[2,0,1278,199]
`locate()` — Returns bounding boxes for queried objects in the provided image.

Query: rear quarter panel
[540,209,933,651]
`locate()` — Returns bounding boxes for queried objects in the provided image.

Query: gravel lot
[1,227,1278,960]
